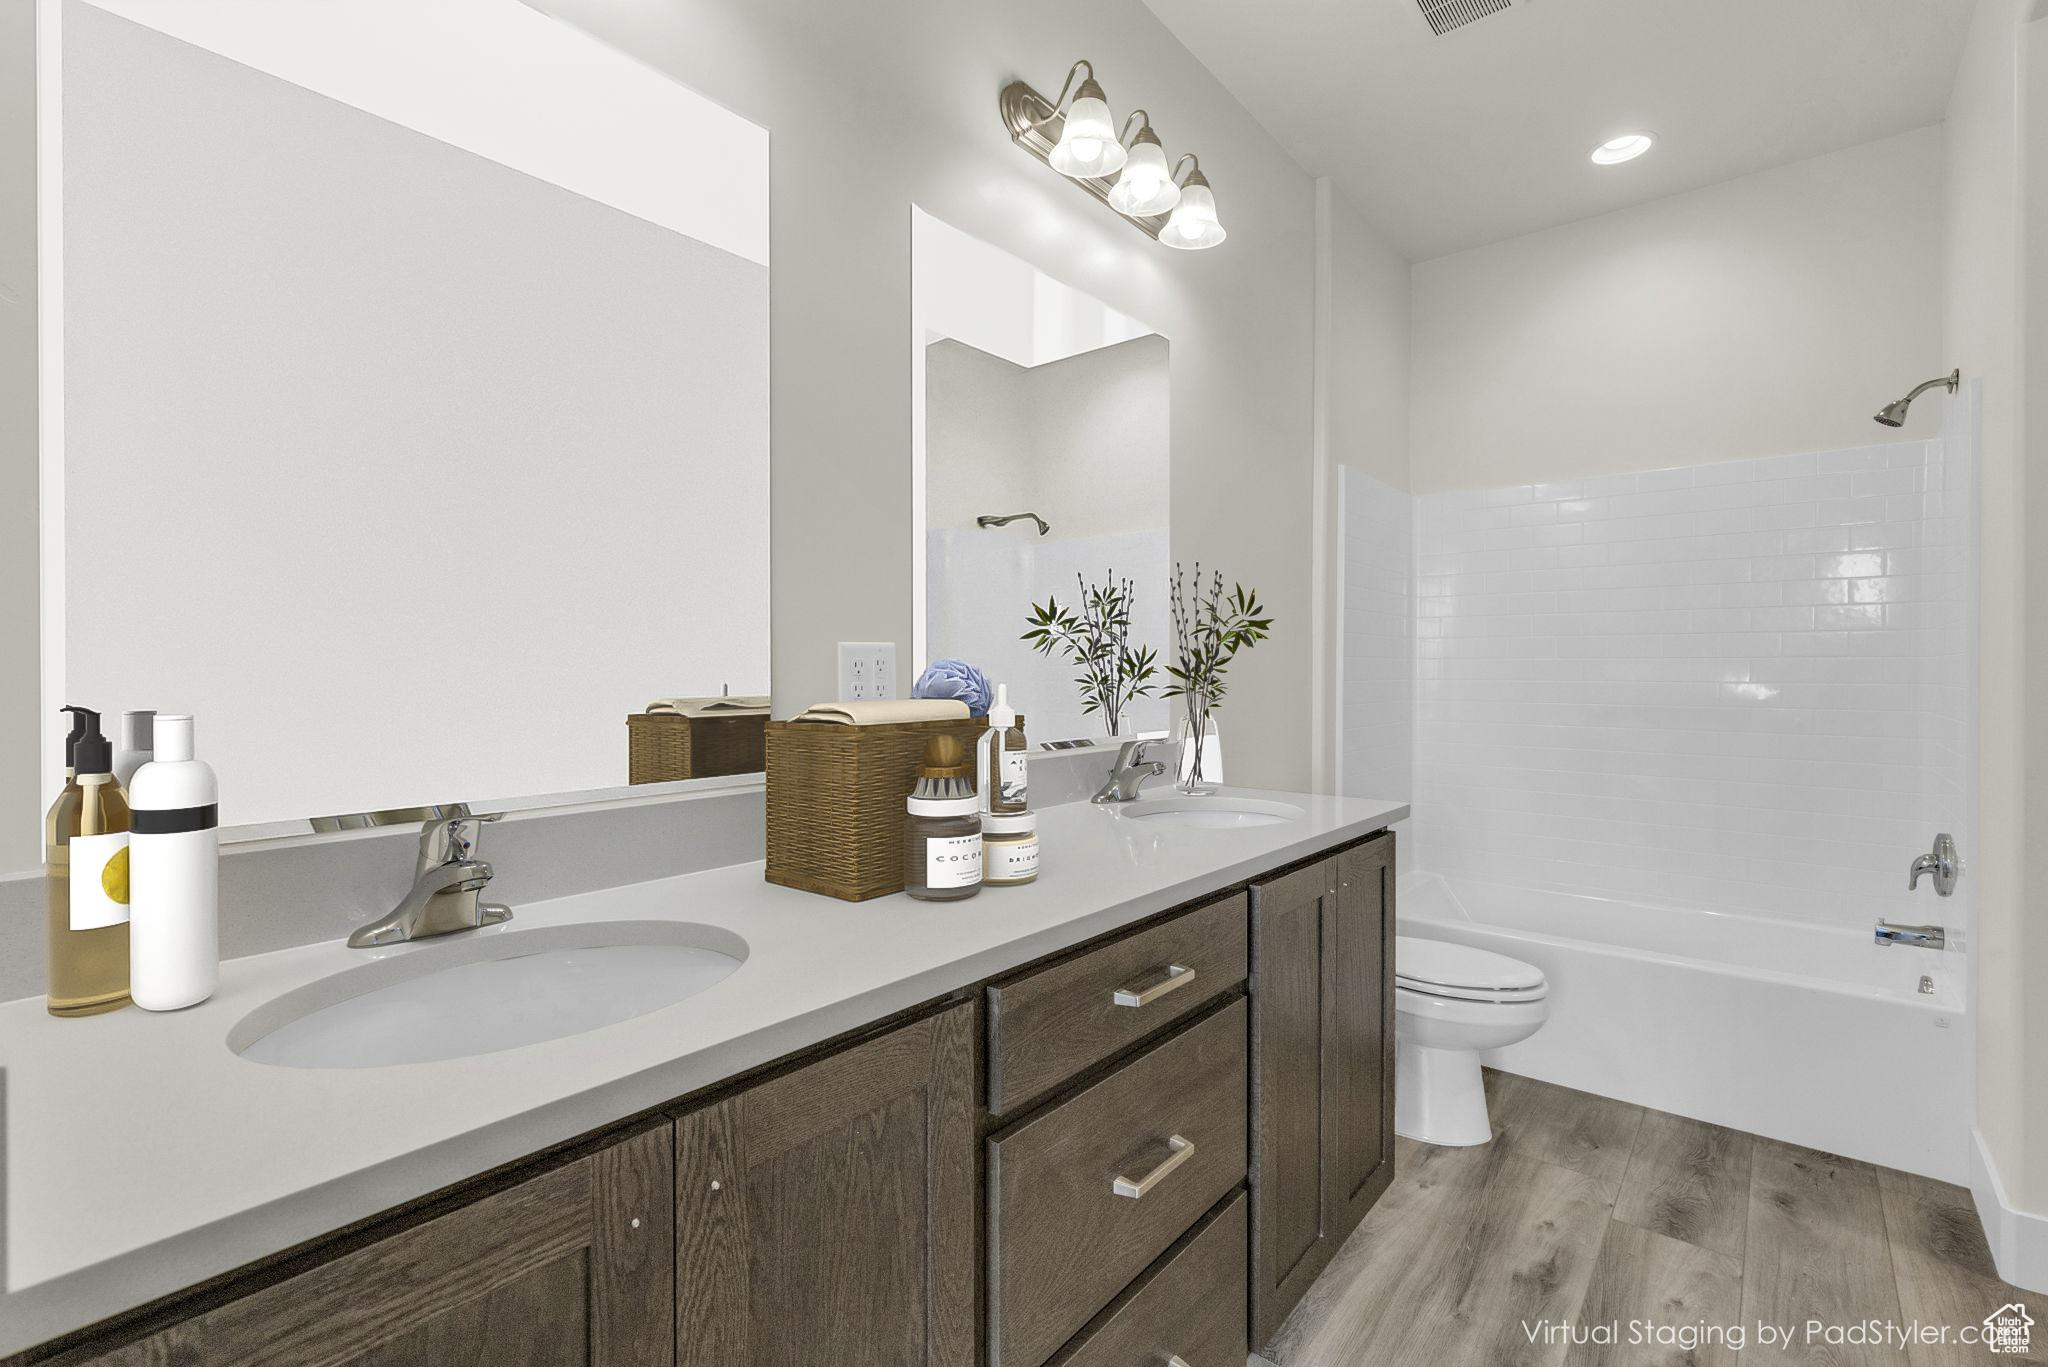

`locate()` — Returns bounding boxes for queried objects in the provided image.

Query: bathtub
[1399,871,1971,1183]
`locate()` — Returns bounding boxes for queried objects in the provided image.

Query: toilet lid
[1396,936,1547,1002]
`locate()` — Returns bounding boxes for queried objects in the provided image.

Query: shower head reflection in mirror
[911,207,1171,745]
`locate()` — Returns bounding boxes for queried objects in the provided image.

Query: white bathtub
[1399,871,1971,1182]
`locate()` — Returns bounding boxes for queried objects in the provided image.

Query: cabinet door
[673,1003,977,1367]
[1328,832,1396,1236]
[1248,857,1339,1349]
[80,1125,675,1367]
[1248,833,1398,1350]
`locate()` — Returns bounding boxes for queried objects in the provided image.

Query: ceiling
[1140,0,1976,259]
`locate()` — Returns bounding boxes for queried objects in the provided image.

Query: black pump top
[62,705,91,769]
[62,705,112,777]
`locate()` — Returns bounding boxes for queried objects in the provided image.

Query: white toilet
[1394,936,1549,1146]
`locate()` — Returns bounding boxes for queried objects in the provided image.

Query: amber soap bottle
[45,705,132,1016]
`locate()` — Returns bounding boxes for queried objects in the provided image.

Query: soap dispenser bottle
[45,706,131,1016]
[128,714,219,1011]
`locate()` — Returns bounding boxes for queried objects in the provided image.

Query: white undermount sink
[1114,795,1307,829]
[228,920,747,1069]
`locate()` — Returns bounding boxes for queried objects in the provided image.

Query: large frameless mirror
[7,0,771,867]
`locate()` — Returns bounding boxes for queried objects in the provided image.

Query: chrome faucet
[1908,832,1960,897]
[1093,739,1168,804]
[347,813,513,948]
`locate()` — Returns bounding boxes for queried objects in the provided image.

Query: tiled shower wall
[1410,435,1974,928]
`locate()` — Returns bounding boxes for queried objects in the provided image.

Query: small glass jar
[906,795,982,901]
[982,810,1039,887]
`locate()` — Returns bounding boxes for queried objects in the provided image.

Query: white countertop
[0,789,1405,1355]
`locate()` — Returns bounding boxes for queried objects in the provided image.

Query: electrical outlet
[837,642,897,701]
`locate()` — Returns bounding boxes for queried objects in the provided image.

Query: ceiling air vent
[1416,0,1512,36]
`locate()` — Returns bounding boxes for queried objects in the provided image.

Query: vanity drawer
[1051,1191,1248,1367]
[989,999,1249,1367]
[987,892,1247,1115]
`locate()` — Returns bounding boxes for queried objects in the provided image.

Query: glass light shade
[1108,138,1181,217]
[1159,180,1225,250]
[1048,93,1127,178]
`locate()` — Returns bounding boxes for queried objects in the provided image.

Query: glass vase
[1175,691,1216,796]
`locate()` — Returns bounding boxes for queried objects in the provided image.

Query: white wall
[1411,127,1949,493]
[913,208,1154,369]
[1945,0,2047,1271]
[1,0,36,872]
[525,0,1342,790]
[1336,467,1412,878]
[1326,197,1411,494]
[1313,185,1411,789]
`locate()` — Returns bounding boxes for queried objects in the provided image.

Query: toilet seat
[1395,936,1547,1004]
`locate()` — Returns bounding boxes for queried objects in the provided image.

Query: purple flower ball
[912,659,993,715]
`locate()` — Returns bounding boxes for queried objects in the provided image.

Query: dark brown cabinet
[671,1002,979,1367]
[1247,832,1396,1348]
[71,1125,675,1367]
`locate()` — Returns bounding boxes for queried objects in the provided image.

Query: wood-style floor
[1262,1070,2047,1366]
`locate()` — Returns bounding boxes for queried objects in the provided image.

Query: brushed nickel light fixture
[1000,61,1226,249]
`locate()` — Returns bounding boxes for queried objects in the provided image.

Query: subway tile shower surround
[1417,440,1974,930]
[1400,435,1973,928]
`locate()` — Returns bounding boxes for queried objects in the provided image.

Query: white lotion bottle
[127,714,219,1010]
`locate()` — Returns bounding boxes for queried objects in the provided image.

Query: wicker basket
[627,713,767,784]
[764,716,988,900]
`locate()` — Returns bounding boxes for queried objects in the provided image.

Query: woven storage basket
[765,715,987,900]
[627,713,767,784]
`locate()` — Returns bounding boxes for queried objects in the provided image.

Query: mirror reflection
[11,1,771,862]
[912,208,1170,744]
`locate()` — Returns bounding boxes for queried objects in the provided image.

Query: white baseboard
[1971,1126,2048,1293]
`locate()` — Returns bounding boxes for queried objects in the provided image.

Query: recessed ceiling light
[1591,133,1654,166]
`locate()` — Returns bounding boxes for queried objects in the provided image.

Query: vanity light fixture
[1046,66,1127,178]
[1001,62,1224,249]
[1159,157,1225,250]
[1590,132,1654,165]
[1108,118,1180,217]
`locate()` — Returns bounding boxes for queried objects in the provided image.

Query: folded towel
[793,699,971,726]
[647,695,771,718]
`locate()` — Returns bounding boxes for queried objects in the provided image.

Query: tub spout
[1874,920,1946,949]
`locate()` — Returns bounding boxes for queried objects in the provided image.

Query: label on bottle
[925,833,983,889]
[69,832,131,930]
[999,749,1028,808]
[987,837,1040,883]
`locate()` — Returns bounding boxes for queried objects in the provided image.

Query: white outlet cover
[837,642,897,701]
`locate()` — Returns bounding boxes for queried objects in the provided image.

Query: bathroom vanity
[0,794,1402,1367]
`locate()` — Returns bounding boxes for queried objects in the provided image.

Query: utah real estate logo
[1984,1302,2033,1355]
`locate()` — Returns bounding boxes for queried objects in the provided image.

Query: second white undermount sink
[1115,795,1307,829]
[229,920,747,1070]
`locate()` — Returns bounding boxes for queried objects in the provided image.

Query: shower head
[1874,369,1959,427]
[977,512,1051,536]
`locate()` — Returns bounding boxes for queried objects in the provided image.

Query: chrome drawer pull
[1112,1135,1194,1199]
[1112,963,1195,1008]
